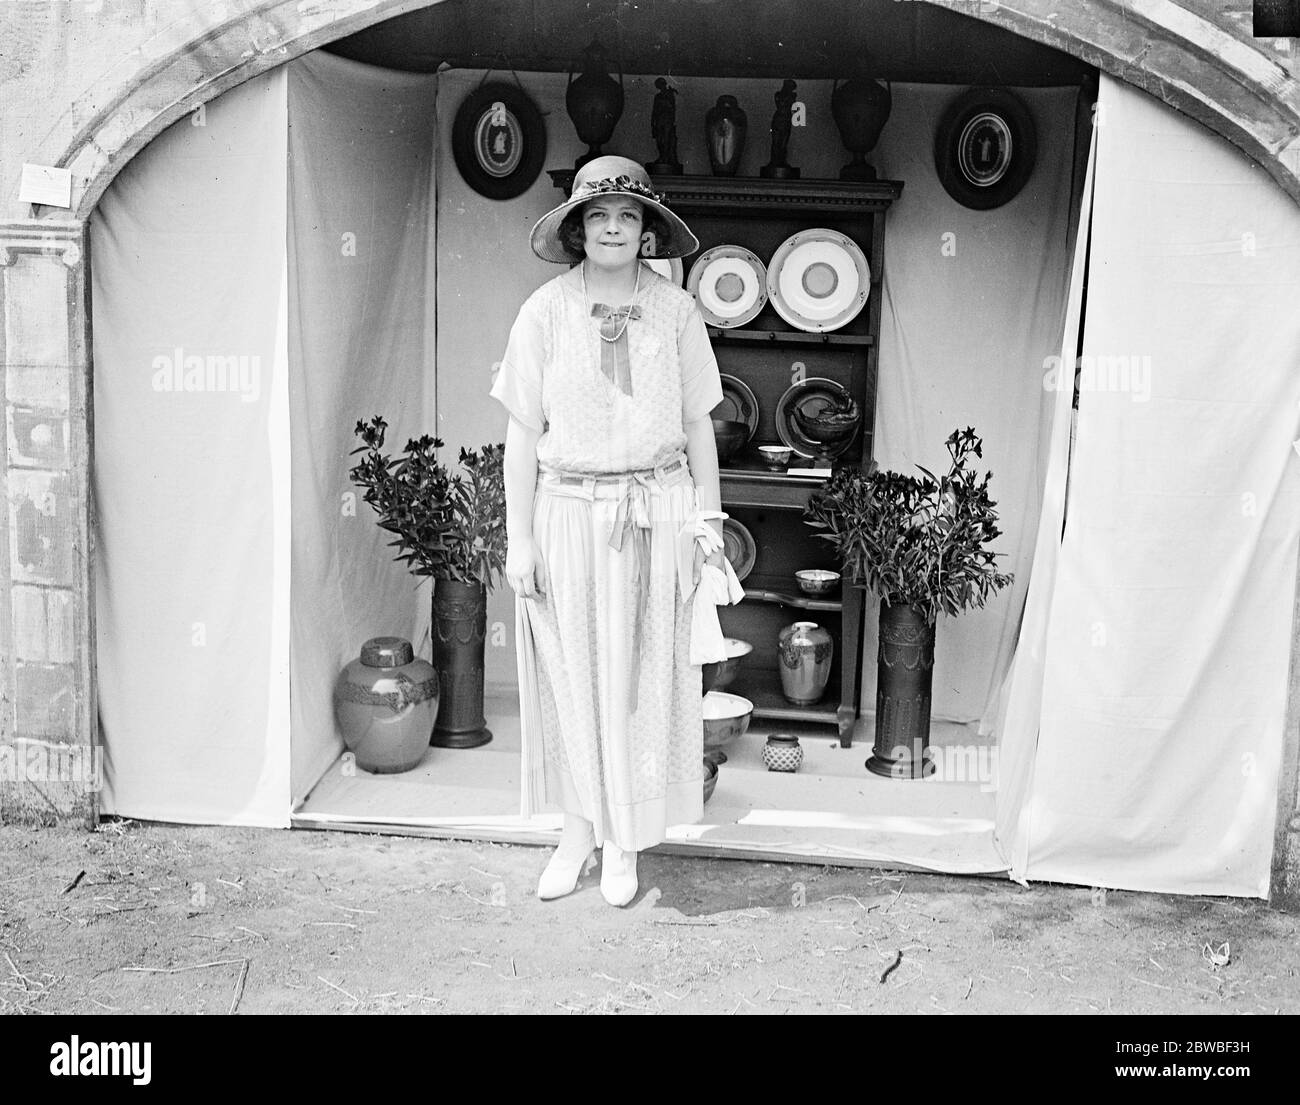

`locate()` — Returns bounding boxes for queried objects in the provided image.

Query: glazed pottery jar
[705,94,747,176]
[777,620,833,705]
[334,636,439,774]
[762,734,804,773]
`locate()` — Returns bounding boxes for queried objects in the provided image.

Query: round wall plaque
[452,82,547,201]
[934,87,1037,210]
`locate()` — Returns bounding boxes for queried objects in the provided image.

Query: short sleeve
[489,295,547,432]
[678,302,724,423]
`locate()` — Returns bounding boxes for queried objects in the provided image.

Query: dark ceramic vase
[866,601,936,778]
[334,637,439,773]
[566,41,624,169]
[705,95,747,176]
[429,578,492,748]
[831,76,892,181]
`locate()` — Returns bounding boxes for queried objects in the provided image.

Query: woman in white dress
[490,156,725,906]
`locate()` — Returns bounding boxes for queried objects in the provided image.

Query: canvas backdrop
[996,74,1300,897]
[870,83,1084,727]
[91,52,437,824]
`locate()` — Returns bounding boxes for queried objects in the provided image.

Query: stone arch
[46,0,1300,220]
[6,0,1298,901]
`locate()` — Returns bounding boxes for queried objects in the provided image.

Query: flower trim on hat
[573,174,668,207]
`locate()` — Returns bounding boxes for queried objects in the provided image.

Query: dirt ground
[1,820,1296,1016]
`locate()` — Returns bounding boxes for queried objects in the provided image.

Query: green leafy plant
[803,428,1013,623]
[349,415,506,590]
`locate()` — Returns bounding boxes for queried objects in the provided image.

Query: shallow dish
[767,228,870,333]
[643,256,685,285]
[721,518,757,582]
[714,374,759,441]
[775,377,858,460]
[687,245,768,328]
[796,568,841,595]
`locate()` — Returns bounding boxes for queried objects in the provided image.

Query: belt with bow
[591,303,642,397]
[607,471,655,712]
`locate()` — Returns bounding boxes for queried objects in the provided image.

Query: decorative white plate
[767,229,870,333]
[643,256,684,285]
[687,245,768,328]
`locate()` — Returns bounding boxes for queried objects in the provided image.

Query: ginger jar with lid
[334,636,440,774]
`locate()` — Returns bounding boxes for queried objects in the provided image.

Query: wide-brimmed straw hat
[529,155,699,263]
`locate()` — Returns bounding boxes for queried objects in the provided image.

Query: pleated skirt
[515,456,704,851]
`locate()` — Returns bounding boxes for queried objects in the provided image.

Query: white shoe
[600,841,638,907]
[537,816,596,901]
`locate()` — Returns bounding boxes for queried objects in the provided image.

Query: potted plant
[803,428,1013,778]
[349,416,506,748]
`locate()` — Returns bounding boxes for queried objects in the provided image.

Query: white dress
[490,262,724,850]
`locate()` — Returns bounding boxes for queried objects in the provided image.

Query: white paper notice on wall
[19,163,73,208]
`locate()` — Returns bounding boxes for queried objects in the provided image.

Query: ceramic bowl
[703,758,719,804]
[792,405,860,447]
[701,637,753,693]
[757,444,793,469]
[702,691,752,765]
[712,419,749,464]
[795,568,841,596]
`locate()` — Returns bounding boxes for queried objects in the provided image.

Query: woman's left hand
[694,545,726,584]
[693,519,726,582]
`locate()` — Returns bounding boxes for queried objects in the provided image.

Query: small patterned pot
[762,734,804,773]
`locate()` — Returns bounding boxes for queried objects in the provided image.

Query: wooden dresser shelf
[706,327,875,346]
[726,678,841,727]
[739,573,845,613]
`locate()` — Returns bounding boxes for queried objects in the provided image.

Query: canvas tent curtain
[286,51,438,805]
[996,75,1300,897]
[870,85,1083,727]
[91,52,437,825]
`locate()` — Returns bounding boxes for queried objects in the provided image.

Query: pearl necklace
[582,261,641,343]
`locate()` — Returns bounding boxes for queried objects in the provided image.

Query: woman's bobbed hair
[558,200,672,262]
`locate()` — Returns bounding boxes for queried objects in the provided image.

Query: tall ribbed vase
[865,601,936,778]
[429,578,492,748]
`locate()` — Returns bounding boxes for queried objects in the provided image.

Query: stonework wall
[0,224,93,825]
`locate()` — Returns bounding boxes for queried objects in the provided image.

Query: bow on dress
[608,472,655,713]
[591,303,642,397]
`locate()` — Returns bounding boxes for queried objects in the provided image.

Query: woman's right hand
[505,536,546,599]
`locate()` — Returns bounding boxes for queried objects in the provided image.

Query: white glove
[677,509,728,600]
[692,509,726,556]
